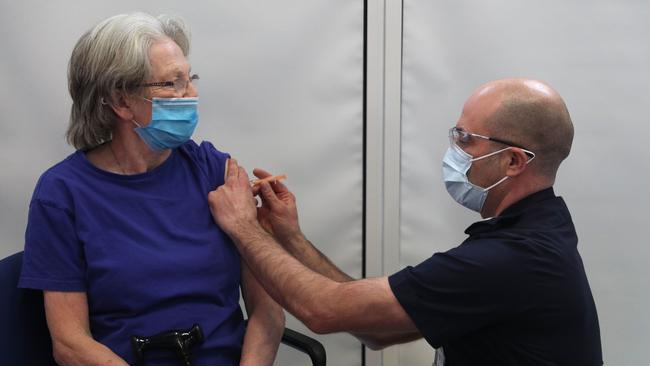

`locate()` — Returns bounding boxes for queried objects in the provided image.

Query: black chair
[0,251,326,366]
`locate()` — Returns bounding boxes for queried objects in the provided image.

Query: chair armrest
[281,327,326,366]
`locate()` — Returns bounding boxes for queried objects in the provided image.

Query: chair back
[0,251,56,365]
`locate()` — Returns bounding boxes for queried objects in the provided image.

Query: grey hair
[66,13,191,150]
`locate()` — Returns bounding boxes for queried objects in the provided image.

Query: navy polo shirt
[19,140,244,365]
[389,188,602,365]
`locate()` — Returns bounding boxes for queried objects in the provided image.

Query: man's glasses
[139,74,200,93]
[449,126,529,150]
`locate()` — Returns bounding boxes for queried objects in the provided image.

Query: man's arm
[251,168,353,283]
[276,231,354,282]
[44,291,129,366]
[252,169,423,347]
[259,224,425,347]
[239,260,285,366]
[208,160,420,349]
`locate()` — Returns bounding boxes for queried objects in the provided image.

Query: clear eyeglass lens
[450,128,465,143]
[172,80,185,92]
[456,129,470,143]
[173,75,199,92]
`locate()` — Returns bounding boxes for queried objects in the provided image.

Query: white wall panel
[0,1,364,365]
[400,1,650,365]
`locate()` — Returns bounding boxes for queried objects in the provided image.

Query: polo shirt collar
[464,187,556,235]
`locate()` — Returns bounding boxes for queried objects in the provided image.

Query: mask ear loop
[483,175,510,191]
[470,146,512,162]
[523,150,536,164]
[130,97,155,128]
[467,146,511,192]
[480,148,537,192]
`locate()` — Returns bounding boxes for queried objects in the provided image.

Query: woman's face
[131,38,198,126]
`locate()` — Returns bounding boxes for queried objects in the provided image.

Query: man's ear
[505,148,530,177]
[109,93,135,121]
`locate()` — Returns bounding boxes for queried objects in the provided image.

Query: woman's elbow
[271,305,286,331]
[51,340,75,366]
[249,301,286,335]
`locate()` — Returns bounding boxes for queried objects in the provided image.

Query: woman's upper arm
[240,260,283,318]
[240,260,259,315]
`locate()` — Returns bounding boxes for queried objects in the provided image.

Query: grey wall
[399,1,650,364]
[0,1,364,365]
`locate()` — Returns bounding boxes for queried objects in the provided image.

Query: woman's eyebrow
[161,64,191,79]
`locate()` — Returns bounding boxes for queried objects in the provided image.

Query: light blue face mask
[442,143,534,213]
[132,97,199,151]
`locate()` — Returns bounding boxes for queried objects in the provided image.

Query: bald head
[474,78,574,180]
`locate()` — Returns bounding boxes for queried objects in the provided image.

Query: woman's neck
[86,126,171,175]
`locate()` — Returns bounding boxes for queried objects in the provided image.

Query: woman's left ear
[109,93,135,121]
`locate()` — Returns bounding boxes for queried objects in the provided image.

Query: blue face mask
[132,97,199,151]
[442,143,536,213]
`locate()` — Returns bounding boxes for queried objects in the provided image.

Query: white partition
[399,1,650,365]
[0,1,364,365]
[5,1,647,365]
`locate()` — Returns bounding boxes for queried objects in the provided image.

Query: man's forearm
[283,235,425,348]
[230,223,342,333]
[282,232,354,282]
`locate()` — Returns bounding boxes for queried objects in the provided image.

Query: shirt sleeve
[198,141,230,188]
[388,241,525,347]
[19,198,86,291]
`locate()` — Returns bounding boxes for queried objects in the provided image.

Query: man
[208,78,603,365]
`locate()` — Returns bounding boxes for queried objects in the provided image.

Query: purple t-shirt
[19,140,244,365]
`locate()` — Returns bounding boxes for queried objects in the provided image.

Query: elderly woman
[18,13,284,366]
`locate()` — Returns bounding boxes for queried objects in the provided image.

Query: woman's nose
[184,81,198,97]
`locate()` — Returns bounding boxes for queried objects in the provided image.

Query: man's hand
[253,168,303,243]
[208,159,259,238]
[210,166,420,349]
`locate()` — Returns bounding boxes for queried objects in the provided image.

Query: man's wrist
[228,218,267,244]
[280,230,309,253]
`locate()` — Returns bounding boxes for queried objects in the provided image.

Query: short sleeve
[388,241,525,347]
[200,141,230,187]
[180,140,231,189]
[19,199,86,291]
